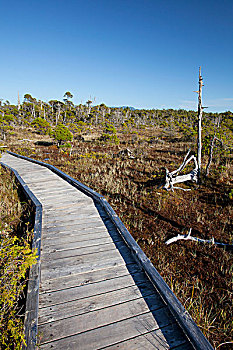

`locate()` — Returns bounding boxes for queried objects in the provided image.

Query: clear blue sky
[1,0,233,112]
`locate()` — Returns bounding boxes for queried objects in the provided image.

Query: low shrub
[0,167,37,349]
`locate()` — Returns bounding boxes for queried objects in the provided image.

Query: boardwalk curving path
[1,152,214,350]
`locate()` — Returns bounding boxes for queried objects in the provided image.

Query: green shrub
[100,122,119,144]
[52,123,73,146]
[31,117,51,135]
[0,168,37,349]
[0,234,37,348]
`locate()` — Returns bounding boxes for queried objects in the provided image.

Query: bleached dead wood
[18,139,34,142]
[163,149,198,191]
[165,228,233,249]
[69,143,73,157]
[197,67,203,178]
[161,68,206,191]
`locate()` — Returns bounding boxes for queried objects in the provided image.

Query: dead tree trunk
[197,67,203,180]
[163,68,204,190]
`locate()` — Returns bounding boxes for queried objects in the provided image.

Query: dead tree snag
[163,68,204,190]
[197,66,203,179]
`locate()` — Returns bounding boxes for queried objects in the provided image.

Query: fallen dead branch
[165,228,233,250]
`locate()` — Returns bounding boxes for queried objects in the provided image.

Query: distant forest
[0,92,233,148]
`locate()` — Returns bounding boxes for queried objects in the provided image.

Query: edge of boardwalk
[4,151,214,350]
[0,161,42,350]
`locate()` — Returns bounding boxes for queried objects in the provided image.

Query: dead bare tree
[163,68,204,191]
[196,67,203,178]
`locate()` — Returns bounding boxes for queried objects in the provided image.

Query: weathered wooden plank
[41,230,113,248]
[43,216,102,228]
[30,187,76,196]
[20,177,76,187]
[39,298,169,344]
[41,241,127,260]
[41,246,127,270]
[16,167,53,174]
[39,269,145,306]
[0,161,39,171]
[34,188,75,196]
[43,206,95,217]
[26,175,72,183]
[42,218,107,231]
[39,307,172,348]
[39,283,161,325]
[42,223,109,236]
[43,199,93,211]
[43,214,115,229]
[40,263,140,293]
[43,198,94,208]
[35,188,88,197]
[16,166,50,171]
[40,254,128,281]
[37,192,86,203]
[43,207,100,222]
[41,236,116,253]
[22,176,59,184]
[41,228,125,253]
[41,244,134,280]
[44,203,100,214]
[102,323,191,349]
[30,186,75,195]
[17,168,55,176]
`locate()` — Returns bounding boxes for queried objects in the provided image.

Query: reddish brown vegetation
[5,126,233,348]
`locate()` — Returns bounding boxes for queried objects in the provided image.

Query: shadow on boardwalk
[94,200,191,349]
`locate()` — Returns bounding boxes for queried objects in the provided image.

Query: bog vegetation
[0,91,232,348]
[0,166,36,349]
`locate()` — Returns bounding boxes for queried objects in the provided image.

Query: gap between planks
[39,262,140,293]
[38,282,159,325]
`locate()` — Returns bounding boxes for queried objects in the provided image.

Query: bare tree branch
[165,228,233,250]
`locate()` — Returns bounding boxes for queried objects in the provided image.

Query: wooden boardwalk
[1,152,213,350]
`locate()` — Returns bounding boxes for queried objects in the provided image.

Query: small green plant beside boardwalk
[0,166,37,349]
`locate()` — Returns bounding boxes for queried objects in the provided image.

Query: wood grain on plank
[39,307,172,349]
[103,326,190,350]
[41,241,127,260]
[41,230,113,248]
[39,299,169,344]
[39,270,151,306]
[41,236,117,253]
[40,263,140,293]
[102,323,191,349]
[39,283,161,324]
[42,219,108,231]
[41,247,129,270]
[41,254,128,281]
[43,200,93,210]
[43,209,101,223]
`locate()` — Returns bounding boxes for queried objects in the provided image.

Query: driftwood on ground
[165,229,233,250]
[163,149,198,191]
